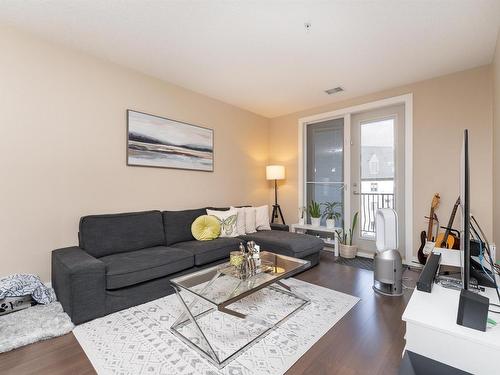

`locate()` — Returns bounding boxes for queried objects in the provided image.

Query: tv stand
[402,280,499,374]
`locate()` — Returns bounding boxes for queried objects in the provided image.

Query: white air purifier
[373,208,403,296]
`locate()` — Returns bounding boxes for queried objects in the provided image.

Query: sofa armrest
[52,246,106,324]
[270,223,289,232]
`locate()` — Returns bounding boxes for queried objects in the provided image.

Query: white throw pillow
[255,205,271,230]
[230,206,247,235]
[244,207,257,234]
[206,209,238,237]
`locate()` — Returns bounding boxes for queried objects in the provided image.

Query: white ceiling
[1,1,499,118]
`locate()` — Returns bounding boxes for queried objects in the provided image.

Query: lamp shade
[266,165,285,180]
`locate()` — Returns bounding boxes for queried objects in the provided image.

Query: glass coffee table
[169,251,310,368]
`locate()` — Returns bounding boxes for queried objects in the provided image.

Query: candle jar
[230,251,245,276]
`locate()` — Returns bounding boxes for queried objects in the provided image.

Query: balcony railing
[360,192,395,237]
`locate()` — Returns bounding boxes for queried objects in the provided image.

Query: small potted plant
[308,201,321,227]
[298,206,306,225]
[322,201,342,229]
[335,212,359,258]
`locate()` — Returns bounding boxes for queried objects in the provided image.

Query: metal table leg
[170,281,311,369]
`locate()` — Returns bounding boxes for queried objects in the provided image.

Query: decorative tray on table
[218,259,285,280]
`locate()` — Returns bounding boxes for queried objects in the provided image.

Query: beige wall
[494,33,500,248]
[0,27,270,281]
[269,66,494,259]
[1,26,496,281]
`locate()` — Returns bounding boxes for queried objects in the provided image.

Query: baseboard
[406,256,424,270]
[322,248,375,259]
[356,251,375,259]
[326,247,421,269]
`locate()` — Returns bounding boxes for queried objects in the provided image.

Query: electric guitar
[417,193,441,265]
[435,197,460,249]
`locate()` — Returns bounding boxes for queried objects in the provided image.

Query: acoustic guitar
[417,193,441,265]
[435,197,460,249]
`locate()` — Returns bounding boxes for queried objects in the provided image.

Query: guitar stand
[439,226,460,238]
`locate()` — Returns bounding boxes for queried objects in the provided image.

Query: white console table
[402,280,500,374]
[290,223,340,256]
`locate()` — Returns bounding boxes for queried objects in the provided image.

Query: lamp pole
[274,179,278,206]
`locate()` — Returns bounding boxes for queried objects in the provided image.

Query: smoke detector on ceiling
[325,87,344,95]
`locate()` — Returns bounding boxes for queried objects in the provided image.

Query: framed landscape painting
[127,110,214,172]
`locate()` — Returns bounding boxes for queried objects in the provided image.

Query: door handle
[352,182,360,195]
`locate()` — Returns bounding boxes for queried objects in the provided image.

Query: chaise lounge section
[52,208,323,324]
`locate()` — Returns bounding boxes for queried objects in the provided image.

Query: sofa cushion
[191,215,221,241]
[206,209,239,237]
[79,211,165,258]
[162,208,206,246]
[100,246,194,290]
[238,230,323,258]
[171,238,241,266]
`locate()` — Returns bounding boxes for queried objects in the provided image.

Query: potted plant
[335,212,359,258]
[308,201,321,227]
[322,201,342,229]
[298,206,306,225]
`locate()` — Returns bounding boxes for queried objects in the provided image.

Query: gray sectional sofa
[52,207,323,324]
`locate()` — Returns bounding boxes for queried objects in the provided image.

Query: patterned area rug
[73,278,359,375]
[334,256,374,271]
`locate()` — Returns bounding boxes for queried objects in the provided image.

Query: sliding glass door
[300,95,410,260]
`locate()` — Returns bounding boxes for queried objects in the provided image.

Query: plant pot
[298,218,305,225]
[340,244,357,259]
[310,217,321,227]
[326,218,335,229]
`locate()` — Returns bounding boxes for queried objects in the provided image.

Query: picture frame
[127,109,214,172]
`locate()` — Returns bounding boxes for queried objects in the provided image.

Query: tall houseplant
[308,201,321,227]
[321,201,342,229]
[335,212,359,258]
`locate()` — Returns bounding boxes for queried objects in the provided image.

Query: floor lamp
[266,165,286,224]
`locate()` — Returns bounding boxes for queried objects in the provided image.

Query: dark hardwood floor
[289,252,418,375]
[0,251,418,375]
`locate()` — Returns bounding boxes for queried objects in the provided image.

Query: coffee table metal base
[170,281,310,369]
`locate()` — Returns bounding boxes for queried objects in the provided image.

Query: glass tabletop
[170,251,310,306]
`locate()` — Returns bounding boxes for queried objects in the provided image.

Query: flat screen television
[460,129,498,290]
[460,129,470,290]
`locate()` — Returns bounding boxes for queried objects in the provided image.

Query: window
[305,118,344,225]
[359,117,395,238]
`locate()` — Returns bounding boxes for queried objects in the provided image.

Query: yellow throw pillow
[191,215,221,241]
